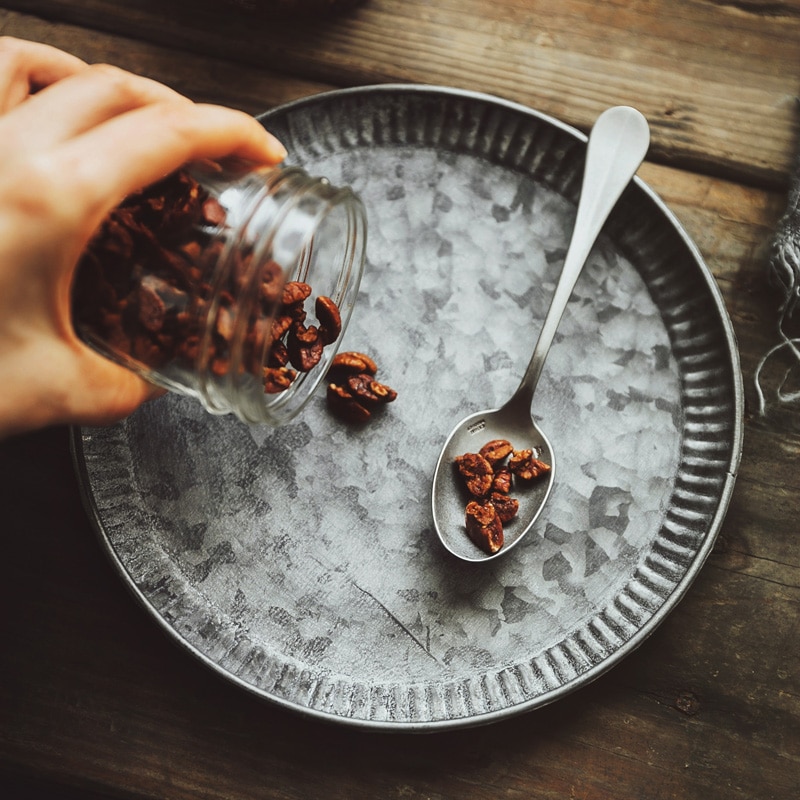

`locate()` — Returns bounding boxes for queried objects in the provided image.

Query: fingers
[0,38,289,432]
[0,39,285,176]
[0,36,86,113]
[63,345,165,428]
[0,332,162,436]
[55,101,286,221]
[0,62,192,150]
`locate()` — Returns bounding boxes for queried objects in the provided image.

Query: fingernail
[266,131,288,161]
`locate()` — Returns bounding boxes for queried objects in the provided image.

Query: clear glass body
[72,160,366,425]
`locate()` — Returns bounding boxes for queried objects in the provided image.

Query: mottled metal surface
[74,86,742,730]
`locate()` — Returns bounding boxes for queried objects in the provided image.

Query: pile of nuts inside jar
[455,439,551,554]
[72,169,343,397]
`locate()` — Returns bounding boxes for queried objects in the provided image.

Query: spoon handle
[508,106,650,412]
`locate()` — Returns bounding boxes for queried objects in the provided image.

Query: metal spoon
[431,105,650,562]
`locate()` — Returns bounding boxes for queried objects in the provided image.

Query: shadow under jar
[72,160,366,426]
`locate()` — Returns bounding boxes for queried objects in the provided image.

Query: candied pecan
[177,335,201,363]
[326,383,372,422]
[328,350,378,377]
[180,240,203,261]
[131,335,165,368]
[316,295,342,344]
[454,452,494,498]
[263,366,297,394]
[210,356,231,377]
[345,373,381,405]
[215,305,235,342]
[144,195,165,214]
[241,316,271,369]
[156,248,195,286]
[489,491,519,524]
[282,281,312,306]
[218,289,235,307]
[229,249,253,290]
[267,339,290,368]
[194,239,225,280]
[465,501,504,555]
[368,379,397,404]
[106,324,132,356]
[201,196,226,226]
[270,314,294,342]
[491,466,513,495]
[508,449,551,481]
[284,301,307,324]
[137,276,167,333]
[259,259,284,306]
[345,373,398,407]
[479,439,514,467]
[155,332,176,354]
[95,215,135,260]
[286,324,324,372]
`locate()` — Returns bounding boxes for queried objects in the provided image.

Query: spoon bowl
[431,106,650,562]
[431,399,556,562]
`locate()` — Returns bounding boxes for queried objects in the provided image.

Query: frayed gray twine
[755,100,800,415]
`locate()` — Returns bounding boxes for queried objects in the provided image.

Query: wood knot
[675,691,701,716]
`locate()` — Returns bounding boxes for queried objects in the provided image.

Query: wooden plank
[3,0,800,187]
[0,8,334,113]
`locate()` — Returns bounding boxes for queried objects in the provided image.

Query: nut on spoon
[431,106,650,562]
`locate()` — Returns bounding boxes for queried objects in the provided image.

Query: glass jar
[72,160,366,426]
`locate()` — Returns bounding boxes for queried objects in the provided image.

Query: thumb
[65,345,165,427]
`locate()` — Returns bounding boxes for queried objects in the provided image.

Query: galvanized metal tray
[73,86,743,730]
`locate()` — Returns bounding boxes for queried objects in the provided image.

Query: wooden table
[1,1,798,797]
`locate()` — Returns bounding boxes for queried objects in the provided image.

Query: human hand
[0,37,286,439]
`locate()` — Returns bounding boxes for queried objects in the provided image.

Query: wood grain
[3,0,799,187]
